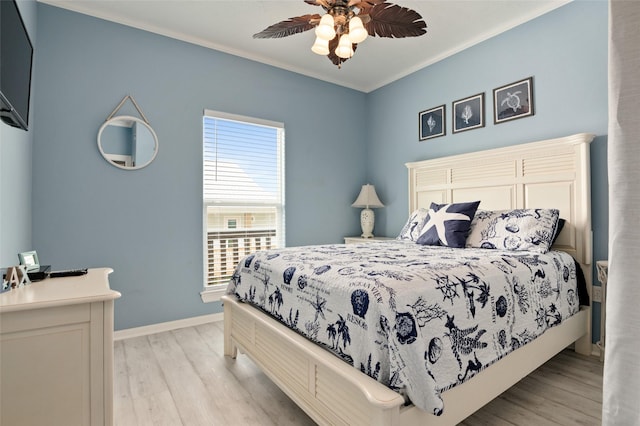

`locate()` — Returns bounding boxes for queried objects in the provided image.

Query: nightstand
[596,260,608,361]
[344,236,394,244]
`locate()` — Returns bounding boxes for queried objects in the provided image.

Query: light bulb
[349,16,368,44]
[335,34,354,59]
[311,37,329,55]
[315,14,336,41]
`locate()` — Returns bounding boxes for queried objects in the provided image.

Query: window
[202,110,285,297]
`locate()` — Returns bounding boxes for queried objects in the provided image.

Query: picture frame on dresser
[452,93,485,133]
[18,250,39,271]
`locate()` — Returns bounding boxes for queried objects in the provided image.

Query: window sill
[200,285,227,303]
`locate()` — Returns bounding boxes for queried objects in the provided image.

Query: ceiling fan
[253,0,427,68]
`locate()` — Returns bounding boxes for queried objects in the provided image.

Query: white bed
[221,132,594,426]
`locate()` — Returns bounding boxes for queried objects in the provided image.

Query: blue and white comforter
[226,241,582,416]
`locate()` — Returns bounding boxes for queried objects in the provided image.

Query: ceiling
[39,0,571,93]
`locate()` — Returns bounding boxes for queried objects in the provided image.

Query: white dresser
[0,268,121,426]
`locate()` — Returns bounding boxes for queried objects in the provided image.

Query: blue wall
[28,1,608,336]
[366,0,609,341]
[32,4,366,329]
[0,0,37,266]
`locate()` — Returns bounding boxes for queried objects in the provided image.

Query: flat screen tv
[1,0,34,131]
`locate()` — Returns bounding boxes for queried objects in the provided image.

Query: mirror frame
[97,115,158,170]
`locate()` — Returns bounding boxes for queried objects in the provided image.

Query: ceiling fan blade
[253,14,321,39]
[363,3,426,38]
[305,0,332,7]
[349,0,385,8]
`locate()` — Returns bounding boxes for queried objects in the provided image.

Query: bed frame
[222,133,594,426]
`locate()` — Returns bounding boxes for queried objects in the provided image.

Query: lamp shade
[335,34,354,59]
[311,37,330,55]
[351,184,384,208]
[349,16,368,44]
[315,14,336,41]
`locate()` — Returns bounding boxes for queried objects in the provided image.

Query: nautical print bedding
[226,240,584,416]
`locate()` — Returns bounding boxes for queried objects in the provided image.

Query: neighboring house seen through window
[203,110,285,292]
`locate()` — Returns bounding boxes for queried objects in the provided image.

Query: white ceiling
[39,0,571,93]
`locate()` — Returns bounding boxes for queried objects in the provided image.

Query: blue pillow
[552,218,566,245]
[416,201,480,248]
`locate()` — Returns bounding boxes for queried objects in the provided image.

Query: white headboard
[405,133,594,266]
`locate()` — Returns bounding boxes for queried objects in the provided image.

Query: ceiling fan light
[311,37,330,55]
[349,16,368,44]
[335,34,354,59]
[315,14,336,41]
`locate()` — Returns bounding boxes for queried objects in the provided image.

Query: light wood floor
[114,321,603,426]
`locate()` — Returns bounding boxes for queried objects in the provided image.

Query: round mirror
[97,115,158,170]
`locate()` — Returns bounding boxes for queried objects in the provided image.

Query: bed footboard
[222,295,406,426]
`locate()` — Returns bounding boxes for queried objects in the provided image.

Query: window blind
[203,110,285,287]
[204,116,283,204]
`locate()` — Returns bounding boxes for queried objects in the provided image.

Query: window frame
[200,109,285,303]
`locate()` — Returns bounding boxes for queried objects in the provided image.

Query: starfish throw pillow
[416,201,481,248]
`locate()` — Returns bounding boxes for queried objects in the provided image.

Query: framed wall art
[419,104,445,141]
[493,77,534,124]
[452,93,485,133]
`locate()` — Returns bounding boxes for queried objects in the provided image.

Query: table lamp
[351,184,384,238]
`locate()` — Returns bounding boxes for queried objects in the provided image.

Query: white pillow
[466,208,560,253]
[396,208,429,241]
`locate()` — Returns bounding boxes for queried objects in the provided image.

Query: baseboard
[114,312,224,341]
